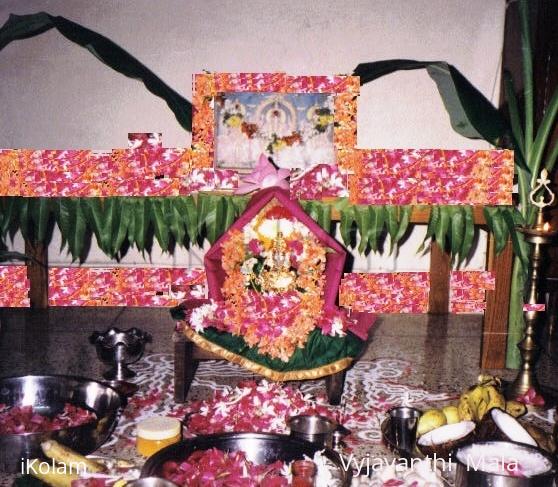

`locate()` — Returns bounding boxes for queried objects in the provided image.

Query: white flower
[240,257,258,275]
[330,317,346,337]
[257,219,279,240]
[189,302,217,332]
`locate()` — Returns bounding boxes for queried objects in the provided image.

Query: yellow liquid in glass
[136,432,181,457]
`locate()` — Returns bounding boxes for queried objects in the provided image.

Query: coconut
[489,408,538,447]
[417,420,476,460]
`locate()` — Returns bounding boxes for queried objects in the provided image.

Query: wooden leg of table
[482,237,513,369]
[173,338,198,403]
[325,370,346,405]
[428,242,451,314]
[25,239,48,308]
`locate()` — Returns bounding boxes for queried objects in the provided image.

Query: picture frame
[190,73,360,174]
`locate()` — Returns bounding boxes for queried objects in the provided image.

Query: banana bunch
[457,375,526,422]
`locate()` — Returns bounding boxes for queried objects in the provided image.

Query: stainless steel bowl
[453,440,557,487]
[0,375,124,473]
[141,432,351,486]
[288,414,341,447]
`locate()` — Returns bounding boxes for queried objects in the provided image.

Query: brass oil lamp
[507,169,556,402]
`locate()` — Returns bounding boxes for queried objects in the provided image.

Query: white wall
[0,0,505,271]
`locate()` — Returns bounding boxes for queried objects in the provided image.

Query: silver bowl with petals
[0,375,123,473]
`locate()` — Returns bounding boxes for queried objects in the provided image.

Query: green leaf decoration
[0,13,192,131]
[434,206,451,250]
[222,197,237,234]
[393,205,411,245]
[354,205,371,254]
[205,196,226,244]
[353,60,513,149]
[182,196,199,243]
[151,198,170,250]
[367,205,385,252]
[449,206,465,262]
[68,198,87,261]
[419,206,439,252]
[385,205,399,245]
[459,206,475,265]
[339,205,355,248]
[0,197,19,237]
[30,197,52,244]
[168,199,186,246]
[18,198,30,241]
[133,198,149,252]
[501,207,530,270]
[484,206,509,254]
[113,198,132,257]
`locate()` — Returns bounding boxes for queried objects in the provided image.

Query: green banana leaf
[0,12,192,132]
[353,60,527,171]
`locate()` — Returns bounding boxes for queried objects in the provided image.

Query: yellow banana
[505,400,527,418]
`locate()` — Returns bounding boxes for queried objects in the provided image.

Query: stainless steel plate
[141,432,351,486]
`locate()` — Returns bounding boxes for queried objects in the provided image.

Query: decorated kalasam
[174,187,374,380]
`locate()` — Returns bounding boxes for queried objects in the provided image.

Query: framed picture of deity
[189,73,360,175]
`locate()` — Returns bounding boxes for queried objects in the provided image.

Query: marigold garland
[191,201,344,362]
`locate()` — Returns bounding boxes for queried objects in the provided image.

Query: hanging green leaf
[231,195,250,216]
[449,206,465,262]
[113,198,132,256]
[459,206,475,266]
[18,198,30,241]
[168,199,186,246]
[68,198,87,261]
[0,13,192,131]
[206,196,226,244]
[85,198,115,253]
[339,205,355,248]
[393,205,411,246]
[133,198,149,252]
[434,206,451,250]
[385,205,399,242]
[419,206,439,252]
[222,197,237,234]
[367,206,385,252]
[501,207,530,270]
[484,206,509,254]
[56,198,72,252]
[150,198,170,251]
[181,196,199,243]
[354,205,371,254]
[0,197,19,237]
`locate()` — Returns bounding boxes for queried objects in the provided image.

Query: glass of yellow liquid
[136,416,182,457]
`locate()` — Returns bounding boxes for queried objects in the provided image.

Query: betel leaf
[0,13,192,131]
